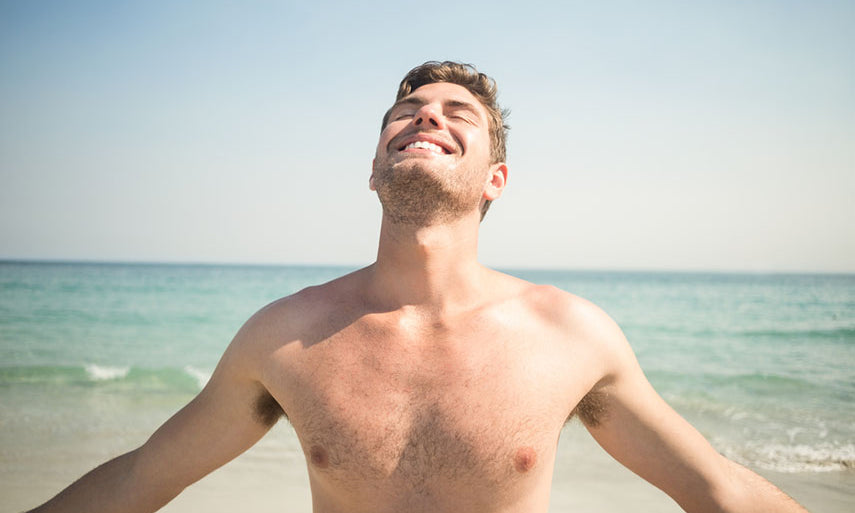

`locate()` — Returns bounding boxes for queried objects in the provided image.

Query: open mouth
[397,137,454,155]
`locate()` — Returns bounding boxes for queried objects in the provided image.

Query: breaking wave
[85,364,130,381]
[719,441,855,473]
[0,364,212,392]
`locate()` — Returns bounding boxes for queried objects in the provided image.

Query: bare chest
[272,319,581,501]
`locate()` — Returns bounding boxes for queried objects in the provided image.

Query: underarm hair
[568,389,608,427]
[254,390,287,426]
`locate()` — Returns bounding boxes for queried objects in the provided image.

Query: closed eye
[449,114,476,124]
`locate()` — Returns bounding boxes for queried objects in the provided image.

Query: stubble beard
[372,159,483,226]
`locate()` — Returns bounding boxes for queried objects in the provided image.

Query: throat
[365,257,485,312]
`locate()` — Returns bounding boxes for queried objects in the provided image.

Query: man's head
[382,61,509,166]
[372,62,508,222]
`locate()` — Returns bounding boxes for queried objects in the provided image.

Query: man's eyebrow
[390,96,481,115]
[445,99,482,116]
[390,97,425,110]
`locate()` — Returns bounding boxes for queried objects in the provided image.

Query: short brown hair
[382,61,510,219]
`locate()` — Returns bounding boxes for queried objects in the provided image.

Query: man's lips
[391,133,456,155]
[402,140,448,154]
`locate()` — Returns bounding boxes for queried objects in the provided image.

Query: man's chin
[381,207,468,227]
[383,159,444,177]
[373,159,481,225]
[377,190,480,227]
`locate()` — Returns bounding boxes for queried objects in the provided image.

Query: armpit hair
[568,389,608,428]
[254,390,287,427]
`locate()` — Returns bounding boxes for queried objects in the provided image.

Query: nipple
[513,446,537,473]
[309,445,329,468]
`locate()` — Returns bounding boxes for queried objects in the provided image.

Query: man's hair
[382,61,510,219]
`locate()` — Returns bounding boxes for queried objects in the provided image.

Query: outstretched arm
[27,314,284,513]
[576,305,809,513]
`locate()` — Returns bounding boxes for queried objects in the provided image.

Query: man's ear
[483,162,508,201]
[369,159,376,191]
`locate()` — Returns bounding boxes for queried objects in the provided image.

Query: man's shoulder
[250,268,366,331]
[492,272,627,352]
[228,268,366,354]
[492,272,610,325]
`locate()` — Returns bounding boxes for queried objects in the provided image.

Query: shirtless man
[29,61,809,513]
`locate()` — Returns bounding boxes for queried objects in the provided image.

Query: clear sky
[1,0,853,272]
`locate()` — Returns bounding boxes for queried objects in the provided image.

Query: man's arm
[575,302,809,513]
[27,312,283,513]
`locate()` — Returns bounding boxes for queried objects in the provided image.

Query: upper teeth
[405,141,444,153]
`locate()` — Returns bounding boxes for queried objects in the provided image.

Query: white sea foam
[184,366,211,390]
[722,441,855,473]
[85,364,130,381]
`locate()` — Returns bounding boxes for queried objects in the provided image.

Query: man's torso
[249,269,605,513]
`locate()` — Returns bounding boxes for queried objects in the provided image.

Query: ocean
[2,262,853,512]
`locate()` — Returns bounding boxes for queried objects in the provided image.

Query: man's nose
[413,104,444,129]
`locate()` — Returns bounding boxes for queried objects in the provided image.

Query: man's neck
[366,213,486,314]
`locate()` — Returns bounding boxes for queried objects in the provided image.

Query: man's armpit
[254,390,287,427]
[568,389,608,428]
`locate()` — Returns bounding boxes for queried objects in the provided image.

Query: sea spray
[184,365,212,389]
[85,364,130,381]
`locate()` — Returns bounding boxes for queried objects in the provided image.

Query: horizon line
[1,257,853,277]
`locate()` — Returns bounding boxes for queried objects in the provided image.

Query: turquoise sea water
[1,262,853,491]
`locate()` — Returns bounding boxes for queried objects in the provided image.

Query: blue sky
[1,0,853,272]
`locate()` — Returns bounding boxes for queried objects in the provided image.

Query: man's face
[371,82,502,225]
